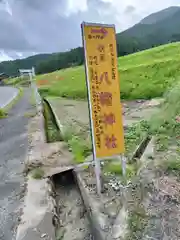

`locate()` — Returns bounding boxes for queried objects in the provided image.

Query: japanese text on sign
[82,23,125,159]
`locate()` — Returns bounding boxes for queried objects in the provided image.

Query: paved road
[0,86,19,109]
[0,89,33,240]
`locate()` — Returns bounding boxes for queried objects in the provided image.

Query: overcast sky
[0,0,180,61]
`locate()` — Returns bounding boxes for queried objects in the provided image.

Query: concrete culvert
[52,170,93,240]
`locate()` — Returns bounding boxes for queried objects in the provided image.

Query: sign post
[81,22,125,194]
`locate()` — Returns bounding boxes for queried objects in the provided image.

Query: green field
[37,42,180,100]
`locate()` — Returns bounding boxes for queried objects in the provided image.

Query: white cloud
[61,0,88,17]
[0,0,180,60]
[98,0,180,29]
[0,50,12,62]
[0,0,12,15]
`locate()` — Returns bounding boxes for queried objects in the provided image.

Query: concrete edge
[16,176,56,240]
[44,98,64,136]
[139,136,156,163]
[16,110,56,240]
[73,169,111,240]
[130,135,151,162]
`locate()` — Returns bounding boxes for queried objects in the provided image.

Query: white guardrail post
[32,67,42,113]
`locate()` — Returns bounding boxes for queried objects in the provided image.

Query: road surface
[0,89,33,239]
[0,86,19,109]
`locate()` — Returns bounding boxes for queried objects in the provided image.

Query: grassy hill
[37,42,180,100]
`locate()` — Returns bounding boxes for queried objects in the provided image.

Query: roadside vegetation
[41,42,180,177]
[30,167,45,179]
[4,87,23,111]
[0,109,7,119]
[0,87,23,119]
[39,42,180,239]
[37,42,180,100]
[43,100,62,143]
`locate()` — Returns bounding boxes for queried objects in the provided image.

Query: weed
[166,159,180,172]
[30,168,44,179]
[56,228,66,240]
[24,111,36,118]
[125,83,180,154]
[0,109,7,119]
[43,101,62,143]
[125,120,150,157]
[3,87,23,113]
[104,162,123,175]
[103,161,140,180]
[30,90,36,107]
[158,157,180,176]
[63,126,76,142]
[126,207,148,240]
[67,135,92,164]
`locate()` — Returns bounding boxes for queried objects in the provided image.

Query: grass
[37,42,180,100]
[4,77,23,86]
[42,99,92,163]
[0,109,7,119]
[125,120,150,156]
[164,158,180,173]
[30,89,36,107]
[126,207,148,240]
[42,82,180,171]
[122,82,180,156]
[102,82,180,177]
[4,87,23,112]
[43,100,62,143]
[62,127,92,164]
[103,161,139,179]
[30,167,45,179]
[0,87,23,119]
[4,76,31,87]
[38,42,180,171]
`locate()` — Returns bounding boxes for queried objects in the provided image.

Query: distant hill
[119,6,180,49]
[0,53,51,77]
[140,6,180,24]
[1,6,180,76]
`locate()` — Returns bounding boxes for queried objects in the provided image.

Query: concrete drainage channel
[16,117,95,239]
[51,169,93,240]
[42,98,155,240]
[16,99,155,240]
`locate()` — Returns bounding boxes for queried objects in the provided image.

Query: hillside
[37,42,180,100]
[140,6,180,24]
[1,6,180,76]
[120,6,180,49]
[0,53,51,77]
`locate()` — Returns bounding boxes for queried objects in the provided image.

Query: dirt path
[0,89,33,240]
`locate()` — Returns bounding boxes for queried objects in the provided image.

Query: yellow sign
[81,22,125,159]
